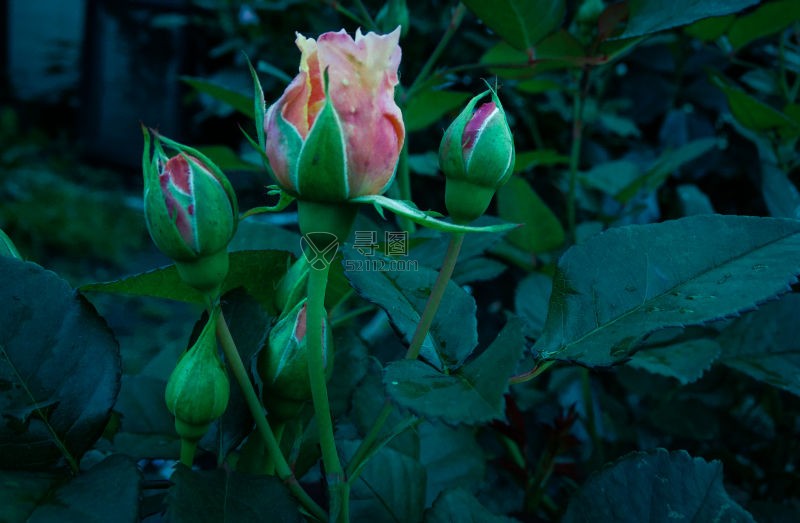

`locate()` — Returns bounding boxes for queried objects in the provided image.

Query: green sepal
[239,124,274,178]
[275,256,310,312]
[0,228,22,260]
[246,54,267,151]
[241,186,296,219]
[297,69,349,202]
[274,105,305,194]
[141,127,196,261]
[351,194,520,233]
[257,299,334,422]
[439,89,492,182]
[186,153,237,256]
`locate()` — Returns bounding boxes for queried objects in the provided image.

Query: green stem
[394,142,415,233]
[345,402,393,479]
[567,69,588,244]
[580,367,603,466]
[347,232,465,478]
[405,3,466,99]
[179,439,197,467]
[216,311,326,522]
[307,264,347,520]
[406,233,464,359]
[330,304,376,329]
[509,360,556,385]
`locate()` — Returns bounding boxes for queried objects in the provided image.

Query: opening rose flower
[264,28,404,203]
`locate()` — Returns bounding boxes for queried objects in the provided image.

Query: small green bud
[142,128,239,295]
[165,310,230,442]
[257,299,334,422]
[439,89,515,222]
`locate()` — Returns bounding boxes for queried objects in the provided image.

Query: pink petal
[462,102,499,152]
[315,28,404,196]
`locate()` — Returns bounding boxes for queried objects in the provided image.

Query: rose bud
[165,311,230,446]
[142,129,238,295]
[257,299,334,422]
[264,28,404,205]
[439,89,515,223]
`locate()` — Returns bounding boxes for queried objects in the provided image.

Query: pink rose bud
[257,299,333,421]
[264,28,405,203]
[142,129,238,294]
[439,89,515,222]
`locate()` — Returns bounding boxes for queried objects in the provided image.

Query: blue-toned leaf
[535,216,800,366]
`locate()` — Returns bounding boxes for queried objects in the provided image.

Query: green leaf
[619,0,759,39]
[385,318,524,425]
[718,293,800,396]
[81,250,293,314]
[111,375,179,459]
[563,449,755,522]
[534,216,800,366]
[515,78,562,94]
[345,249,478,370]
[481,30,585,78]
[0,258,121,469]
[684,15,735,41]
[761,164,800,219]
[579,160,642,196]
[346,442,427,523]
[181,76,254,118]
[628,338,721,384]
[405,90,472,132]
[498,177,565,253]
[462,0,565,51]
[352,195,520,234]
[728,0,800,51]
[193,145,261,172]
[513,149,569,173]
[24,456,140,523]
[165,465,302,523]
[616,138,718,202]
[426,488,517,523]
[676,184,715,216]
[713,75,799,133]
[515,272,553,338]
[419,423,486,505]
[408,151,440,176]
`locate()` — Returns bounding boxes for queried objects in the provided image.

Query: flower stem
[215,311,326,522]
[406,232,464,360]
[347,232,465,478]
[179,439,197,467]
[406,3,466,99]
[567,68,589,244]
[306,264,347,520]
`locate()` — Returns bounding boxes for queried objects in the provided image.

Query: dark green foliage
[5,0,800,520]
